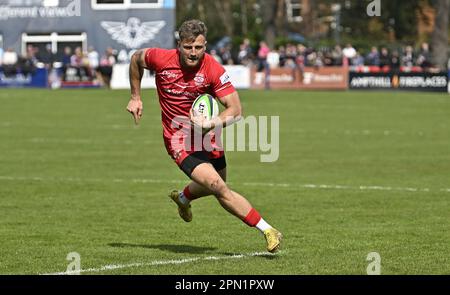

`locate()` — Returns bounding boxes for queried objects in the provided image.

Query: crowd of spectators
[210,39,446,73]
[59,46,117,87]
[1,40,448,87]
[0,46,37,78]
[0,45,118,87]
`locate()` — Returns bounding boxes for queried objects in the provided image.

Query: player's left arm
[191,61,242,131]
[214,91,243,128]
[190,91,242,132]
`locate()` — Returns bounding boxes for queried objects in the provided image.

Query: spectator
[26,45,38,63]
[365,46,380,66]
[62,47,72,67]
[267,49,280,69]
[390,50,401,74]
[87,46,99,77]
[219,45,233,65]
[284,44,297,68]
[307,51,324,68]
[70,47,83,68]
[331,45,343,66]
[71,47,90,81]
[257,41,270,72]
[322,50,334,66]
[2,48,18,77]
[379,47,390,70]
[295,44,307,69]
[343,43,357,62]
[210,49,223,64]
[37,44,56,68]
[317,52,326,67]
[237,38,252,66]
[97,47,116,88]
[401,46,415,67]
[61,46,72,81]
[351,51,364,66]
[416,42,431,69]
[278,46,287,67]
[0,47,3,66]
[17,51,36,76]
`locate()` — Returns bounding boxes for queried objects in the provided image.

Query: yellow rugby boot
[169,190,192,222]
[263,228,283,253]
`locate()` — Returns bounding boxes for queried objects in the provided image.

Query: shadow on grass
[108,243,280,260]
[108,242,217,254]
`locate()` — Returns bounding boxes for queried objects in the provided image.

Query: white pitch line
[241,181,443,193]
[42,251,276,275]
[0,175,449,194]
[290,129,431,136]
[28,137,157,145]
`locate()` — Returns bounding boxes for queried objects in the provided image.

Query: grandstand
[0,0,175,88]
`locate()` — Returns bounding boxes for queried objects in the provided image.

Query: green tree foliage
[175,0,447,59]
[176,0,263,48]
[430,0,449,69]
[339,0,426,44]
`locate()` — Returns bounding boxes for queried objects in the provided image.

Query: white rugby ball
[191,94,219,120]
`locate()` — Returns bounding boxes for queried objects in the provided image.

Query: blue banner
[0,68,48,88]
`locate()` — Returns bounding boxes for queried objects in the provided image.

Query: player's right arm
[127,48,149,125]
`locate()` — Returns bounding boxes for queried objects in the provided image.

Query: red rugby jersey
[144,48,235,139]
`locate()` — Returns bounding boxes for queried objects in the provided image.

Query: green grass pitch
[0,88,449,274]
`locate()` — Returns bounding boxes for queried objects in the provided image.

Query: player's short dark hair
[177,19,207,42]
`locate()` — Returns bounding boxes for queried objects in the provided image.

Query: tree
[175,0,448,57]
[213,0,234,37]
[260,0,277,49]
[175,0,233,44]
[383,0,424,42]
[430,0,449,70]
[176,0,262,47]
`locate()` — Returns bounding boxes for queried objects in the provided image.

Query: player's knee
[207,177,228,196]
[218,169,226,182]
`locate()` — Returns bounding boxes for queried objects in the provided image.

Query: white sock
[178,191,190,205]
[255,218,272,232]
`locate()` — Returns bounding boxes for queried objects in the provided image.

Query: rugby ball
[191,94,219,120]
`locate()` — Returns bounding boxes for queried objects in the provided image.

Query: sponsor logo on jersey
[194,73,205,85]
[220,72,230,85]
[161,70,179,79]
